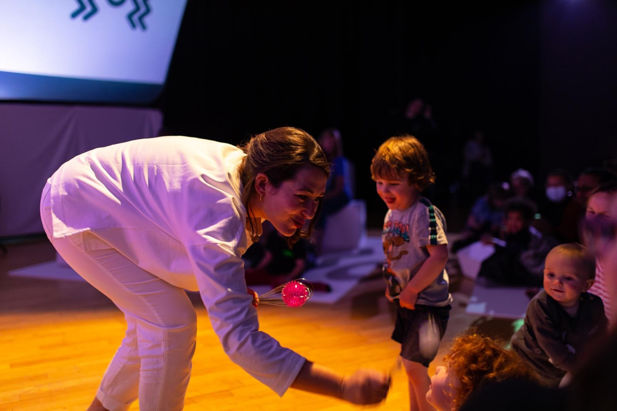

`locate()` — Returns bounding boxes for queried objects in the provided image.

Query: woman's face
[426,365,459,411]
[259,165,327,237]
[587,192,612,218]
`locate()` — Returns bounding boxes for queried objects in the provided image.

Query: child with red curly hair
[426,334,537,410]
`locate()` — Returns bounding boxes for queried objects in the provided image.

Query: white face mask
[546,186,567,202]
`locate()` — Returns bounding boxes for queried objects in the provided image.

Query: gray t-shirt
[382,197,452,307]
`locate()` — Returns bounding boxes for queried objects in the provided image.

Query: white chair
[321,199,367,253]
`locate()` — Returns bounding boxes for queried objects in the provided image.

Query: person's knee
[163,309,198,341]
[136,305,197,349]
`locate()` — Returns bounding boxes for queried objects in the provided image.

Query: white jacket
[45,136,305,395]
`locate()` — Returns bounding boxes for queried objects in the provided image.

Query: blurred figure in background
[574,166,617,206]
[535,169,582,243]
[509,168,539,210]
[461,129,494,204]
[451,182,510,253]
[313,128,354,254]
[399,97,439,144]
[583,182,617,327]
[477,198,557,287]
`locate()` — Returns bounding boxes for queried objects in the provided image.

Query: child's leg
[402,358,433,411]
[392,305,450,411]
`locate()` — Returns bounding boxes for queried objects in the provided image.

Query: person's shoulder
[581,291,601,302]
[581,292,606,312]
[417,197,443,212]
[417,197,446,221]
[403,198,429,220]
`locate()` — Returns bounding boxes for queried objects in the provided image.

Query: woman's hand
[341,369,391,405]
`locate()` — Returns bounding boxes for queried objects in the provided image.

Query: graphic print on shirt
[383,220,410,263]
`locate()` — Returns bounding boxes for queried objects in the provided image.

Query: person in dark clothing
[535,169,584,243]
[244,222,330,292]
[478,198,557,286]
[510,243,607,387]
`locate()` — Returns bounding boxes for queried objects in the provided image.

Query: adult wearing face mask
[535,169,583,243]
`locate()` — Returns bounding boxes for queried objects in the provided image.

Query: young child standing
[371,135,452,411]
[510,243,607,387]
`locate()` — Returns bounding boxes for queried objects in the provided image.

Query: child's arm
[399,243,448,310]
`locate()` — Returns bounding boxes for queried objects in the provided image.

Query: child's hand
[399,287,419,310]
[384,287,395,302]
[341,369,390,404]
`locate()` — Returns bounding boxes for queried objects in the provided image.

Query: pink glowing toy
[247,279,313,308]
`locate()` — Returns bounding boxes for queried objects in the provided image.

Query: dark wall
[539,0,617,179]
[156,1,615,229]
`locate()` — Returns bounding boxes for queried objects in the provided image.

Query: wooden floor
[0,237,514,411]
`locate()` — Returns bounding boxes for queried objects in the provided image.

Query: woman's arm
[399,243,448,310]
[290,360,390,405]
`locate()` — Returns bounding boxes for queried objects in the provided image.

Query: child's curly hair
[443,334,537,409]
[370,135,435,191]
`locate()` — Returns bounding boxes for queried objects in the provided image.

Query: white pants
[40,185,197,411]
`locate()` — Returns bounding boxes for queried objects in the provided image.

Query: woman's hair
[547,243,596,280]
[370,135,435,191]
[589,180,617,197]
[238,126,330,243]
[579,166,617,186]
[444,334,537,409]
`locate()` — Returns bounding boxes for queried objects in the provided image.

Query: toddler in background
[478,198,557,287]
[510,243,607,387]
[371,135,452,411]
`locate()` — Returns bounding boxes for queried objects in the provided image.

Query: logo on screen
[71,0,151,30]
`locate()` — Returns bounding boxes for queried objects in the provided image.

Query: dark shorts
[391,304,450,367]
